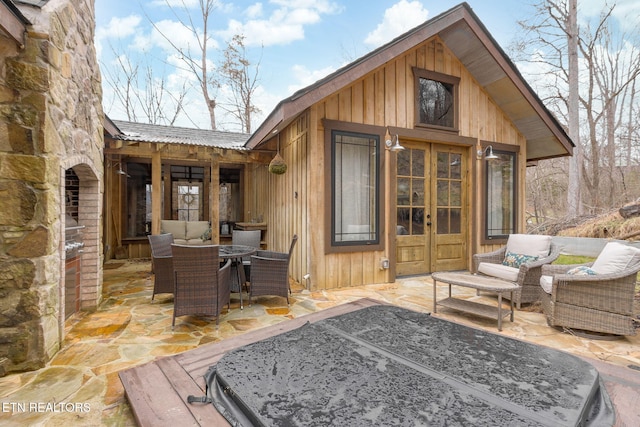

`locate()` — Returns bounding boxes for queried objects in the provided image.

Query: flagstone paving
[1,259,639,426]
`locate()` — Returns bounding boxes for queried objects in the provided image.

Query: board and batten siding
[250,114,310,290]
[252,35,529,290]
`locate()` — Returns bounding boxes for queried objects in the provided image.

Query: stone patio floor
[1,259,639,426]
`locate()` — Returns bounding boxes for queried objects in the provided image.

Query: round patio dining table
[219,244,257,309]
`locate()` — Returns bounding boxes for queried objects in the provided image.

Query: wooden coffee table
[432,272,519,331]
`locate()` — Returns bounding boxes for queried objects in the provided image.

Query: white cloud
[217,0,342,46]
[287,63,338,94]
[95,15,143,57]
[364,0,429,47]
[579,0,640,31]
[245,3,264,19]
[131,19,219,56]
[97,15,142,40]
[149,0,201,7]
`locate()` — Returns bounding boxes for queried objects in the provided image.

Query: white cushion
[161,220,186,239]
[539,275,553,294]
[185,238,210,245]
[506,234,552,259]
[478,262,519,282]
[186,221,210,240]
[591,242,640,274]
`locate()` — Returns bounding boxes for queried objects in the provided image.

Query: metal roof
[111,120,250,151]
[12,0,49,7]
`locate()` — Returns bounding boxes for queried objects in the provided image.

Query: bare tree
[218,34,262,133]
[566,0,581,217]
[101,46,188,125]
[514,0,640,218]
[148,0,221,130]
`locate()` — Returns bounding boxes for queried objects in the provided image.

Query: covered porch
[103,120,273,260]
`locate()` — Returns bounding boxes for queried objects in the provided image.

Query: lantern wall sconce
[384,129,405,152]
[477,145,498,160]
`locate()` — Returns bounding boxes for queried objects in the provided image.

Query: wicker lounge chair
[249,235,297,306]
[170,244,231,329]
[473,234,561,308]
[540,242,640,336]
[148,233,175,301]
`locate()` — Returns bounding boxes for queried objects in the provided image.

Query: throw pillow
[566,266,597,276]
[591,242,640,274]
[502,251,539,268]
[201,227,212,241]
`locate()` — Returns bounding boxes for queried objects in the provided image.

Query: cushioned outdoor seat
[473,234,560,308]
[539,241,640,336]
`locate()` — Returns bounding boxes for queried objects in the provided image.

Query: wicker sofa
[540,241,640,336]
[160,220,211,245]
[473,234,560,308]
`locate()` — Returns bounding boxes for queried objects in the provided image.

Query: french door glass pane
[436,151,463,235]
[397,178,410,206]
[412,208,424,235]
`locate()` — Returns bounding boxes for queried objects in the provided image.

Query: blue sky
[95,0,640,131]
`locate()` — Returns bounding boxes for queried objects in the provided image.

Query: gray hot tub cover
[190,305,613,426]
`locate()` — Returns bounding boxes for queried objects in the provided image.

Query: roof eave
[1,0,30,47]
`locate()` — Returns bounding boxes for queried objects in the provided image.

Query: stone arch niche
[59,158,103,341]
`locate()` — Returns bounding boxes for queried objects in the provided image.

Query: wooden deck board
[120,299,381,427]
[120,298,640,427]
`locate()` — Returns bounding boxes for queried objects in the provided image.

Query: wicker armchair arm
[541,262,594,276]
[254,250,288,261]
[472,247,507,272]
[518,244,562,274]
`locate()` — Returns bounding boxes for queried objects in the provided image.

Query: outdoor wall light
[384,129,405,152]
[477,145,498,160]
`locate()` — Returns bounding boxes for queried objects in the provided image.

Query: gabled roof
[110,120,250,150]
[246,2,573,162]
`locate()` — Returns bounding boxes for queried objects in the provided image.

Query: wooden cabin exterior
[244,3,572,290]
[103,3,572,292]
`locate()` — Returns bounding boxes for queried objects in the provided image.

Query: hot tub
[205,305,613,426]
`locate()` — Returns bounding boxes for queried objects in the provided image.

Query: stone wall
[0,0,103,375]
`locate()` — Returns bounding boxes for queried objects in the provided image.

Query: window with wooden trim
[414,69,459,130]
[483,149,517,240]
[330,130,382,249]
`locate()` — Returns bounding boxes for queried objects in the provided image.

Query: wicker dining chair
[232,229,261,284]
[170,244,231,329]
[249,235,297,306]
[148,233,175,301]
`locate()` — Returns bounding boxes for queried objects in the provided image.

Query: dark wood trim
[388,126,475,147]
[0,1,28,48]
[412,68,461,131]
[323,121,386,254]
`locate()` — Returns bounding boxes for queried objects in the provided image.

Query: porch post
[210,154,220,243]
[151,150,162,234]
